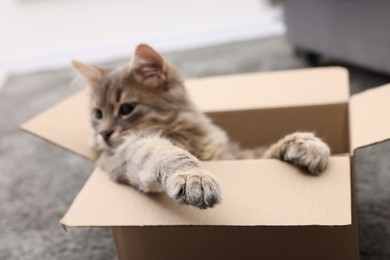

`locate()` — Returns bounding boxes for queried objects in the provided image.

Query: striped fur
[98,134,221,208]
[72,44,330,209]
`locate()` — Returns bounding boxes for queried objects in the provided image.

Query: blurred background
[0,0,283,75]
[1,0,390,259]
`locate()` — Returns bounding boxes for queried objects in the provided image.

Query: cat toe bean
[270,132,330,175]
[166,170,221,209]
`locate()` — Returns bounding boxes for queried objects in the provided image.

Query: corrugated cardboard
[21,67,375,260]
[21,89,96,161]
[350,83,390,152]
[112,226,358,260]
[60,158,351,227]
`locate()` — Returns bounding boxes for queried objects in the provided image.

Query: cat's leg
[264,132,330,175]
[98,134,221,209]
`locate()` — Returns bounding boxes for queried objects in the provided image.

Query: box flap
[186,67,349,112]
[350,83,390,152]
[60,157,351,227]
[21,89,97,161]
[21,67,349,159]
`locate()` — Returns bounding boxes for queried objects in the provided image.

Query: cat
[71,44,330,209]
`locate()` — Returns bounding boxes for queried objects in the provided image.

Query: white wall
[0,0,283,75]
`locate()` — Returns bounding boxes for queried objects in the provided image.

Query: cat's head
[72,44,189,151]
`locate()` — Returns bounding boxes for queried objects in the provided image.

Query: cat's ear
[71,60,103,87]
[130,44,167,88]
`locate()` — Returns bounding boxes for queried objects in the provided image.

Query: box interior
[188,67,350,155]
[207,102,349,155]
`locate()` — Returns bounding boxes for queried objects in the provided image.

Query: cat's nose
[100,129,114,142]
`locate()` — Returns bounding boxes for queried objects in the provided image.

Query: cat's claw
[279,132,330,175]
[166,169,221,209]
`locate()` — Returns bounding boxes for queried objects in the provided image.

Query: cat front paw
[166,169,221,209]
[278,132,330,175]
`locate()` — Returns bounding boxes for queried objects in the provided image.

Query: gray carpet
[1,36,390,259]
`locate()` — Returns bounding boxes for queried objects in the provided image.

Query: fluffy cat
[72,44,330,209]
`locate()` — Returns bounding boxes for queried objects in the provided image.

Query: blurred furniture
[284,0,390,74]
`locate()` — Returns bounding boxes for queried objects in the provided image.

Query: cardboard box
[22,67,390,259]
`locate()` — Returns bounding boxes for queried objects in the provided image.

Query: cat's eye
[94,108,103,120]
[119,102,136,116]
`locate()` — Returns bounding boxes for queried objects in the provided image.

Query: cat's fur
[72,44,330,209]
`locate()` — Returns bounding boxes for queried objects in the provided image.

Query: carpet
[1,36,390,259]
